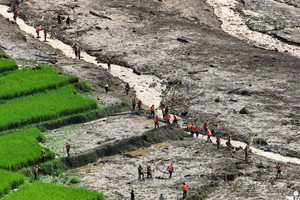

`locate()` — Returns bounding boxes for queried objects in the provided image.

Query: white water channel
[0,4,300,165]
[206,0,300,58]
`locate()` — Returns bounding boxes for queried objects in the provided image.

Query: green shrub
[0,86,98,131]
[69,177,81,184]
[0,169,24,197]
[2,182,104,200]
[0,66,78,100]
[0,58,18,73]
[0,128,55,170]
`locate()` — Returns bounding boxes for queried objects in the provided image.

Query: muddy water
[206,0,300,58]
[0,5,164,109]
[1,4,300,165]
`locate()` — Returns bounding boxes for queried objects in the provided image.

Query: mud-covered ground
[0,0,300,199]
[71,136,300,199]
[2,0,299,158]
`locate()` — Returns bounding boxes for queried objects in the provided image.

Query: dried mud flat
[0,0,299,199]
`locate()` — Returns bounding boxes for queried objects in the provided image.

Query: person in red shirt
[154,116,159,129]
[166,114,170,125]
[173,115,178,127]
[44,29,48,42]
[107,57,112,70]
[132,98,136,111]
[138,165,144,180]
[137,100,142,111]
[276,163,281,178]
[66,143,71,157]
[147,165,152,179]
[150,105,155,118]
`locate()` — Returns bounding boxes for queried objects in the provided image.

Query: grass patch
[2,182,104,200]
[0,128,55,170]
[0,86,98,131]
[0,58,18,73]
[0,66,78,100]
[0,169,24,198]
[187,184,218,200]
[69,177,81,184]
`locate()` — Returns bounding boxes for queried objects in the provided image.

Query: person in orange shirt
[187,124,192,132]
[207,129,212,143]
[168,164,173,178]
[150,105,155,118]
[173,115,178,127]
[195,126,200,138]
[166,114,170,125]
[36,27,41,38]
[191,124,195,136]
[182,183,188,199]
[162,107,166,119]
[154,115,159,129]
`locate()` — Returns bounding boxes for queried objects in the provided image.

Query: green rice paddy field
[0,59,105,199]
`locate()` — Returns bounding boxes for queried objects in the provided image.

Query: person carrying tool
[66,143,71,157]
[125,83,130,95]
[147,165,152,178]
[34,165,39,181]
[41,149,46,163]
[244,146,249,163]
[104,84,109,93]
[138,165,144,180]
[36,27,41,38]
[166,114,170,125]
[195,126,200,138]
[132,98,136,111]
[216,135,221,149]
[182,183,188,199]
[150,105,155,118]
[276,163,281,178]
[154,115,159,129]
[138,100,142,111]
[207,129,212,143]
[168,164,173,178]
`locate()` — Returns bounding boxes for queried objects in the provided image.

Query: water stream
[0,4,300,165]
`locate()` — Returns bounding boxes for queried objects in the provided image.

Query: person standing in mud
[107,57,112,70]
[131,190,135,200]
[36,27,41,38]
[154,115,159,129]
[147,165,152,178]
[44,29,48,42]
[132,98,136,111]
[137,100,142,111]
[168,164,173,178]
[138,165,144,180]
[216,135,221,149]
[66,143,71,157]
[66,16,70,26]
[276,163,281,178]
[104,84,109,93]
[57,14,61,24]
[125,83,130,95]
[41,149,46,163]
[182,183,188,199]
[244,146,249,163]
[150,105,155,118]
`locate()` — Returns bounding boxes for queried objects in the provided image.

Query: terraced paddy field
[0,58,112,199]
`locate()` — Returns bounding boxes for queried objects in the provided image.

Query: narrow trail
[206,0,300,58]
[1,4,300,165]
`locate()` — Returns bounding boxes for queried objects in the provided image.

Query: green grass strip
[0,66,78,100]
[0,128,55,170]
[2,182,104,200]
[0,169,24,197]
[0,58,18,73]
[0,86,98,131]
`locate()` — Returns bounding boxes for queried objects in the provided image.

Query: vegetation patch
[0,66,78,100]
[0,58,18,73]
[0,169,24,198]
[0,86,98,131]
[2,182,104,200]
[0,128,55,170]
